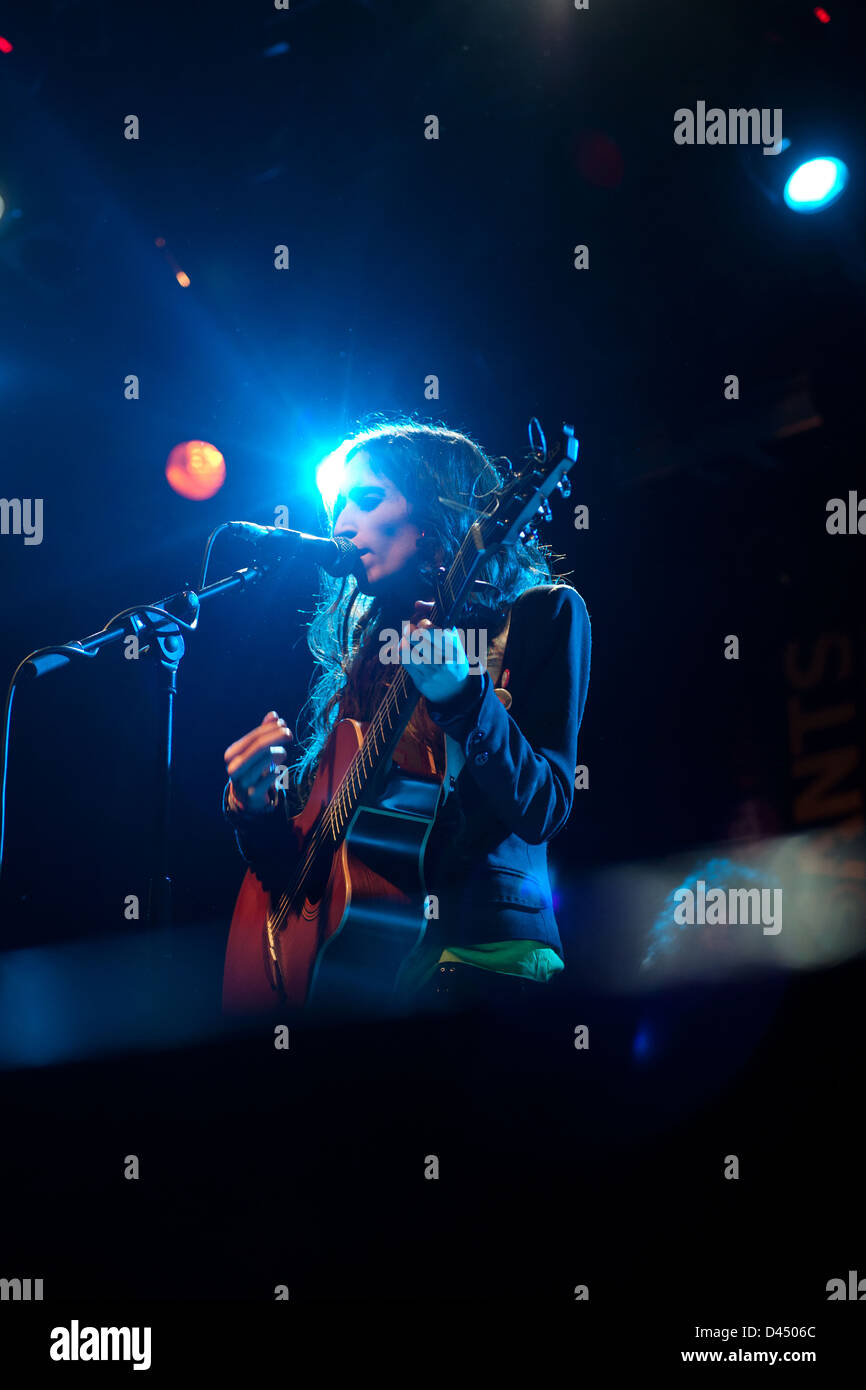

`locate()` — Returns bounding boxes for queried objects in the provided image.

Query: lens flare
[165,440,226,500]
[315,440,355,516]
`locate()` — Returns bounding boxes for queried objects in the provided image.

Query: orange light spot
[176,270,190,287]
[165,441,226,500]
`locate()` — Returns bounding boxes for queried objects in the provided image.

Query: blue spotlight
[783,156,848,213]
[315,440,354,516]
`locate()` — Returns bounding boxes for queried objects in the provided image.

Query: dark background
[1,0,865,1337]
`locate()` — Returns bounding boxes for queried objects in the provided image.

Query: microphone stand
[7,560,276,936]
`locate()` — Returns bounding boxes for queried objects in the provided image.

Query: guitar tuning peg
[537,499,553,523]
[556,476,572,499]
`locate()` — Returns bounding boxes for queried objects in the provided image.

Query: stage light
[165,440,226,500]
[813,7,831,22]
[783,156,848,213]
[0,36,13,53]
[315,440,355,515]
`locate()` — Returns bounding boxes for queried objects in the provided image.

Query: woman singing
[222,417,591,1012]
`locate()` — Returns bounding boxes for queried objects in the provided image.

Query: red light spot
[814,7,831,21]
[0,36,14,53]
[165,441,226,500]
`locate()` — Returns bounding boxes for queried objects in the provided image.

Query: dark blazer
[224,583,591,959]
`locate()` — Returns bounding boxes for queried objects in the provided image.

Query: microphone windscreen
[327,537,364,577]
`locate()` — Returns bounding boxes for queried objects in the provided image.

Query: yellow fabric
[397,939,563,994]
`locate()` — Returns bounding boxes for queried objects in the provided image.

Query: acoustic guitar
[222,423,578,1015]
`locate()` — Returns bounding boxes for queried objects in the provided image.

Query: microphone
[226,523,363,577]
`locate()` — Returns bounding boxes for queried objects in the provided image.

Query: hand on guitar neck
[224,710,293,815]
[401,600,473,707]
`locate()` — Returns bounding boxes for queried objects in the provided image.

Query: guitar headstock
[472,419,579,557]
[432,418,580,623]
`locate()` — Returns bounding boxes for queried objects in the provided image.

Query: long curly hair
[290,412,565,806]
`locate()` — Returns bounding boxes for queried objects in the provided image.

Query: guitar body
[223,718,443,1016]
